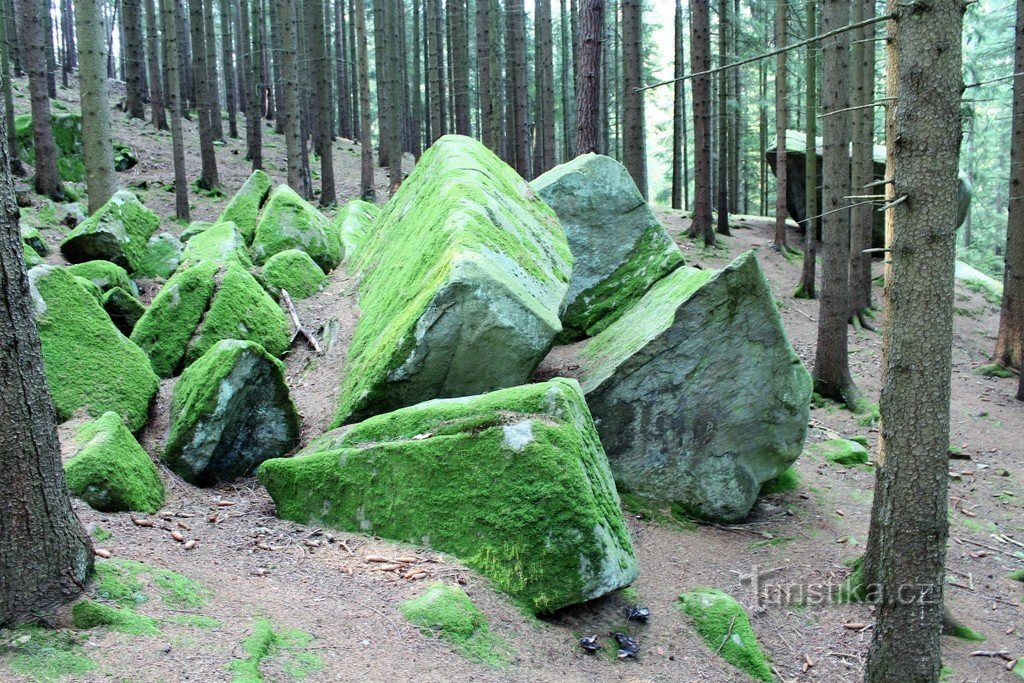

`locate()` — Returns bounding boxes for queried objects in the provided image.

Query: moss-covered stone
[760,467,801,495]
[531,153,684,340]
[252,185,340,271]
[810,438,869,467]
[71,600,160,635]
[67,259,136,294]
[179,221,253,268]
[334,135,571,426]
[60,190,160,272]
[73,275,104,303]
[260,378,638,614]
[217,169,272,243]
[975,362,1015,379]
[101,286,146,336]
[165,340,300,485]
[678,589,772,682]
[576,251,812,523]
[29,266,158,431]
[262,249,326,299]
[15,112,138,182]
[401,583,510,666]
[333,198,379,262]
[23,239,44,267]
[131,260,289,377]
[63,412,165,512]
[21,224,49,255]
[180,220,213,243]
[135,232,183,279]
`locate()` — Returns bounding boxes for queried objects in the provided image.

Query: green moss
[92,527,112,542]
[135,233,183,279]
[180,220,213,243]
[218,170,272,243]
[73,275,103,303]
[21,225,49,255]
[180,221,253,268]
[760,467,802,495]
[809,438,869,467]
[261,378,638,614]
[400,583,510,667]
[4,625,97,681]
[1008,568,1024,582]
[834,556,866,603]
[67,259,135,293]
[24,240,44,267]
[227,618,323,682]
[945,623,986,642]
[102,286,146,336]
[976,363,1015,379]
[252,185,339,271]
[333,198,379,261]
[1015,659,1024,681]
[71,599,160,635]
[63,412,165,513]
[60,190,160,272]
[677,588,772,682]
[94,558,210,609]
[262,249,327,299]
[170,614,223,629]
[856,402,881,427]
[849,435,869,447]
[15,112,90,182]
[29,266,159,431]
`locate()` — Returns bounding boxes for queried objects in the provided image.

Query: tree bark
[145,0,168,130]
[560,0,573,161]
[426,0,446,143]
[220,0,238,138]
[688,0,713,246]
[773,0,788,250]
[307,0,336,205]
[797,0,818,299]
[277,0,304,195]
[0,107,93,628]
[533,0,555,174]
[161,0,189,219]
[0,2,25,176]
[671,0,684,210]
[848,0,874,323]
[507,0,529,177]
[715,0,729,234]
[239,0,261,168]
[475,0,491,150]
[354,0,374,199]
[449,0,470,135]
[122,0,147,119]
[574,0,602,155]
[188,0,219,190]
[862,2,962,680]
[621,0,646,197]
[202,0,222,140]
[75,0,118,213]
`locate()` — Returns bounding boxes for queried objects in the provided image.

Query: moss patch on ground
[2,625,97,681]
[400,583,511,667]
[808,438,869,467]
[976,363,1016,379]
[227,618,323,682]
[760,467,802,495]
[678,588,772,682]
[94,558,210,610]
[71,600,160,635]
[945,622,986,642]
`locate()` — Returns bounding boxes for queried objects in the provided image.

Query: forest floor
[1,77,1023,683]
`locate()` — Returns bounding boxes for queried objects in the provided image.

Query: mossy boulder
[63,412,165,513]
[23,240,44,267]
[260,378,638,614]
[73,275,104,303]
[180,220,213,243]
[576,251,812,522]
[217,169,272,243]
[67,259,136,295]
[333,199,380,262]
[135,233,183,279]
[401,583,510,666]
[60,190,160,273]
[179,220,252,268]
[21,225,49,256]
[252,185,340,271]
[102,287,146,336]
[28,266,158,431]
[810,438,870,466]
[130,260,290,378]
[262,249,326,299]
[15,113,137,182]
[531,153,684,340]
[333,134,571,426]
[165,340,300,485]
[678,588,772,682]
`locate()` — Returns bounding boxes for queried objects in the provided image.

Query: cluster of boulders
[16,112,137,182]
[29,133,812,615]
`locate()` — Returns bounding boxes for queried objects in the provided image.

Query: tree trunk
[202,0,222,140]
[621,0,645,197]
[996,0,1024,372]
[507,0,529,177]
[15,0,64,200]
[188,0,219,190]
[123,0,146,119]
[145,0,168,129]
[161,0,189,219]
[574,0,602,155]
[277,0,303,194]
[354,0,373,199]
[269,0,284,131]
[475,0,491,150]
[382,0,401,193]
[773,0,788,250]
[335,0,350,139]
[848,0,874,323]
[862,2,962,680]
[448,0,469,136]
[671,0,684,210]
[307,0,336,205]
[560,0,573,161]
[0,2,25,176]
[729,0,740,213]
[176,0,192,109]
[239,0,261,168]
[75,0,117,213]
[220,0,238,138]
[533,0,555,174]
[426,0,446,143]
[813,0,861,408]
[715,0,728,234]
[797,0,818,299]
[688,0,713,247]
[0,105,93,628]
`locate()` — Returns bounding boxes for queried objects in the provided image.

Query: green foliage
[400,583,511,667]
[677,588,773,682]
[227,618,322,682]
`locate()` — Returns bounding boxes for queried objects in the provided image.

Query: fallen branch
[281,289,322,353]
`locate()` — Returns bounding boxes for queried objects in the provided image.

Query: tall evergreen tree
[797,0,818,298]
[76,0,117,212]
[188,0,219,190]
[145,0,168,130]
[308,0,336,205]
[773,0,788,251]
[0,2,25,176]
[670,0,687,210]
[621,0,646,196]
[574,0,602,155]
[534,0,555,174]
[715,0,729,234]
[449,0,470,135]
[220,0,238,138]
[848,0,875,325]
[278,0,305,195]
[122,0,147,120]
[239,0,262,168]
[688,0,713,246]
[162,0,189,219]
[354,0,374,199]
[507,0,529,177]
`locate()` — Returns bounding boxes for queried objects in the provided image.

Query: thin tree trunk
[239,0,261,168]
[863,2,962,679]
[475,0,491,149]
[574,0,602,155]
[848,0,871,323]
[534,0,555,173]
[0,4,25,176]
[560,0,573,161]
[449,0,470,135]
[671,0,684,210]
[220,0,238,138]
[773,0,788,250]
[336,0,351,140]
[729,0,740,214]
[426,0,445,142]
[715,0,728,234]
[688,0,713,246]
[486,0,501,154]
[797,0,818,299]
[76,0,117,212]
[202,0,222,140]
[277,0,303,194]
[176,0,192,110]
[145,0,168,129]
[508,0,529,177]
[268,0,284,132]
[123,0,146,119]
[621,0,645,196]
[188,0,219,190]
[162,0,189,219]
[43,0,55,96]
[307,0,336,205]
[354,0,373,199]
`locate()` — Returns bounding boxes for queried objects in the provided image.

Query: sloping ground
[2,76,1023,683]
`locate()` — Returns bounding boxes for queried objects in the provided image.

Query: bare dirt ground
[2,77,1023,682]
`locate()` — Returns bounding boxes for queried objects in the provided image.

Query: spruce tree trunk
[122,0,146,119]
[354,0,373,199]
[145,0,168,130]
[797,0,818,299]
[813,0,861,407]
[220,0,237,138]
[43,0,54,97]
[848,0,872,323]
[486,0,501,154]
[449,0,470,135]
[621,0,645,197]
[0,108,93,627]
[202,0,222,140]
[336,0,351,140]
[384,0,402,192]
[239,0,261,168]
[188,0,219,190]
[574,0,602,155]
[175,0,192,110]
[533,0,554,174]
[15,0,63,199]
[560,0,573,161]
[161,0,189,219]
[715,0,728,234]
[268,0,284,132]
[426,0,445,143]
[671,0,684,210]
[863,1,962,679]
[688,0,713,247]
[996,0,1024,372]
[729,0,740,213]
[773,0,788,251]
[76,0,117,213]
[308,0,336,205]
[61,0,75,84]
[475,0,490,149]
[508,0,529,177]
[278,0,303,193]
[0,4,25,176]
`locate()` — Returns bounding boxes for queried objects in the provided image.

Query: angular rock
[262,249,326,299]
[259,378,638,614]
[165,340,300,485]
[29,266,159,431]
[64,412,165,513]
[180,220,213,243]
[23,240,43,267]
[252,186,340,271]
[130,260,290,377]
[73,275,104,303]
[60,190,160,272]
[217,170,272,243]
[21,225,49,256]
[531,153,684,340]
[333,199,379,262]
[15,112,141,181]
[135,232,183,279]
[67,259,137,295]
[334,134,571,426]
[179,221,252,268]
[575,251,812,522]
[102,287,146,336]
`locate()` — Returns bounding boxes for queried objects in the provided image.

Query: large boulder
[179,221,252,268]
[64,412,165,513]
[574,251,812,522]
[135,232,183,279]
[262,249,326,299]
[15,112,137,181]
[251,186,340,271]
[531,153,684,340]
[28,266,158,431]
[101,287,146,336]
[165,340,301,485]
[130,260,290,377]
[334,134,571,426]
[333,199,380,262]
[259,378,638,614]
[60,190,160,272]
[67,259,136,295]
[217,170,272,243]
